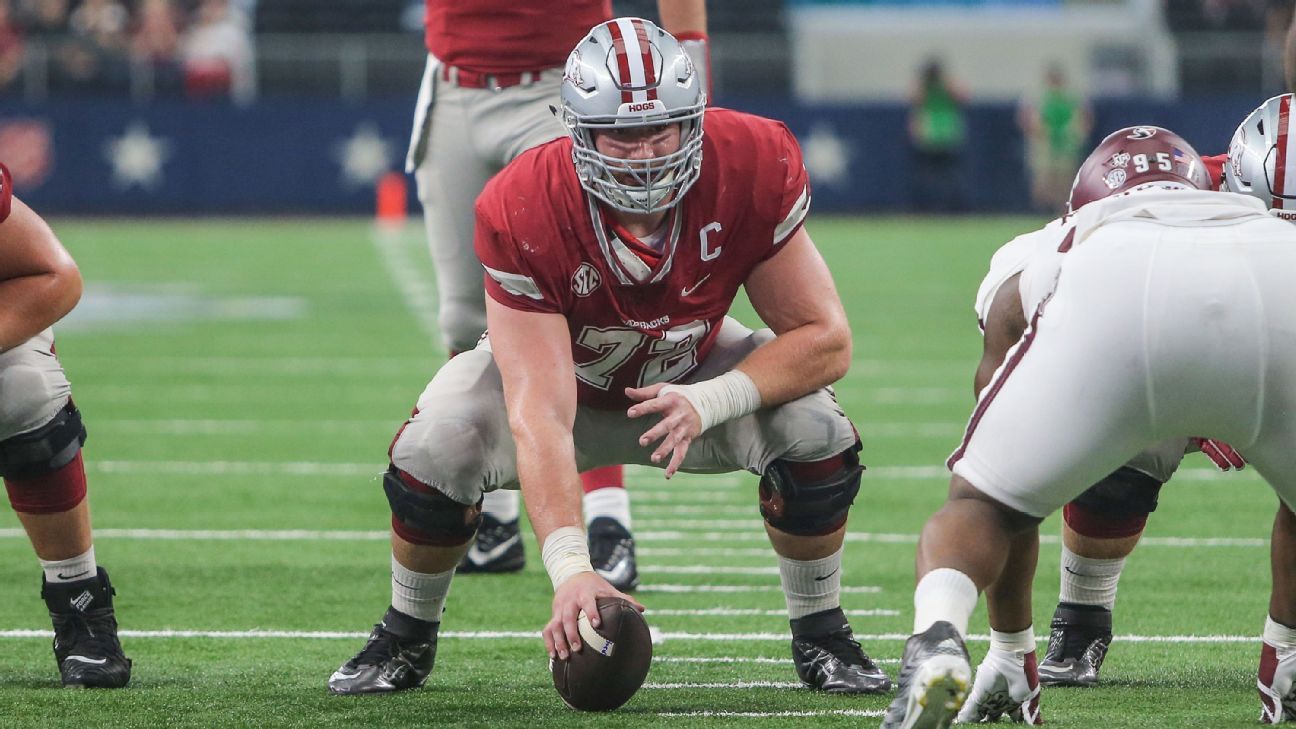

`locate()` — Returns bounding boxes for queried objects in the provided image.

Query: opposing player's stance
[949,128,1212,725]
[0,164,130,688]
[331,19,889,697]
[881,126,1296,727]
[408,0,709,585]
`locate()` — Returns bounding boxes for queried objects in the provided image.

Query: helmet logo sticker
[1104,168,1128,190]
[1127,127,1158,140]
[1110,152,1130,168]
[572,263,602,297]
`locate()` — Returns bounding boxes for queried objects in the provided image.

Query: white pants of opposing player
[0,329,72,441]
[951,215,1296,517]
[407,55,568,354]
[390,317,859,505]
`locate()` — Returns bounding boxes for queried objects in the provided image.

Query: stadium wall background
[0,95,1263,215]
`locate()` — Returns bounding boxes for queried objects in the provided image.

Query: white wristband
[659,369,761,433]
[541,526,594,589]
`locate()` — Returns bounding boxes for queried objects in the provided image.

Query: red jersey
[425,0,611,74]
[476,109,812,410]
[1204,153,1227,191]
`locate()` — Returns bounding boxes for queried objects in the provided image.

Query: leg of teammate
[581,465,639,591]
[2,341,129,689]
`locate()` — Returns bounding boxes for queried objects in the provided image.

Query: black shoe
[328,607,437,695]
[1038,602,1112,687]
[881,621,972,729]
[588,517,638,592]
[42,567,131,689]
[457,514,524,574]
[790,607,892,694]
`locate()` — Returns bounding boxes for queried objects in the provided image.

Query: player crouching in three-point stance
[329,18,890,697]
[0,163,131,688]
[883,125,1296,728]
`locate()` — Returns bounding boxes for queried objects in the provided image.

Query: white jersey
[952,188,1296,517]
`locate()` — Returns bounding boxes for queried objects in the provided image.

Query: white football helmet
[1225,94,1296,213]
[559,18,705,214]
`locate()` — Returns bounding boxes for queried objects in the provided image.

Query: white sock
[1265,615,1296,656]
[40,546,97,584]
[913,568,979,636]
[481,489,520,523]
[583,486,631,529]
[990,626,1036,654]
[777,546,842,620]
[391,555,453,623]
[1058,546,1124,609]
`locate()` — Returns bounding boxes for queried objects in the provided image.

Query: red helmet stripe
[606,20,635,104]
[631,19,658,101]
[1275,95,1291,209]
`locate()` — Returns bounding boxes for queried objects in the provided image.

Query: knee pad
[0,402,86,479]
[383,465,482,546]
[1063,466,1163,539]
[759,441,863,536]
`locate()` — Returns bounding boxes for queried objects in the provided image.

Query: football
[550,597,653,711]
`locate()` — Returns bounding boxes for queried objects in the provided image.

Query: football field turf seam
[370,226,442,345]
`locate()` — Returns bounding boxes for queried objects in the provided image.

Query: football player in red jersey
[408,0,710,587]
[329,18,892,697]
[0,164,131,688]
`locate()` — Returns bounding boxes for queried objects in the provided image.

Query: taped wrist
[659,369,760,433]
[542,526,594,589]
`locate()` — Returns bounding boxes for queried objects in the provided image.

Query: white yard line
[644,681,804,689]
[648,609,898,617]
[371,225,442,345]
[641,565,779,576]
[0,528,1267,548]
[638,585,882,594]
[654,656,899,665]
[657,710,885,718]
[0,629,1262,643]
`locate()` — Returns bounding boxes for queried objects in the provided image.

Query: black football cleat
[881,621,971,729]
[456,514,525,574]
[589,516,639,592]
[42,567,132,689]
[328,607,437,695]
[790,607,892,694]
[1038,602,1112,687]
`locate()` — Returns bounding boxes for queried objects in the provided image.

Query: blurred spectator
[59,0,129,92]
[179,0,254,103]
[908,57,968,212]
[0,0,24,92]
[1018,64,1091,213]
[19,0,69,38]
[131,0,181,95]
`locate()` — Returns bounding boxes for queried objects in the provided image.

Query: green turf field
[0,216,1278,727]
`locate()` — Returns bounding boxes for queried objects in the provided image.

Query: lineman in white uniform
[884,126,1296,728]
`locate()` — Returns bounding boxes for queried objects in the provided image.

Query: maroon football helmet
[1068,126,1212,213]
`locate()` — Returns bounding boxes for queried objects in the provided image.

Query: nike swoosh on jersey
[464,533,520,565]
[680,273,711,297]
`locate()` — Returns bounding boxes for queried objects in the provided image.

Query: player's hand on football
[625,383,702,479]
[545,571,644,661]
[1190,437,1246,471]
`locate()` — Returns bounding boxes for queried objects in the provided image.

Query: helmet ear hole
[559,17,706,215]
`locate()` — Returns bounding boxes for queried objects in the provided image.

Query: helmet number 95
[1132,152,1173,174]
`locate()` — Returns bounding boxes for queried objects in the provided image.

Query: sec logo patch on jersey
[572,262,602,297]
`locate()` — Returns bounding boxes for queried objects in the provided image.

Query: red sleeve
[473,200,563,315]
[1203,153,1227,191]
[768,124,811,253]
[0,163,12,223]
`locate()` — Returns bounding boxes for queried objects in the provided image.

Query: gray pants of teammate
[406,55,568,354]
[0,329,71,441]
[390,318,860,505]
